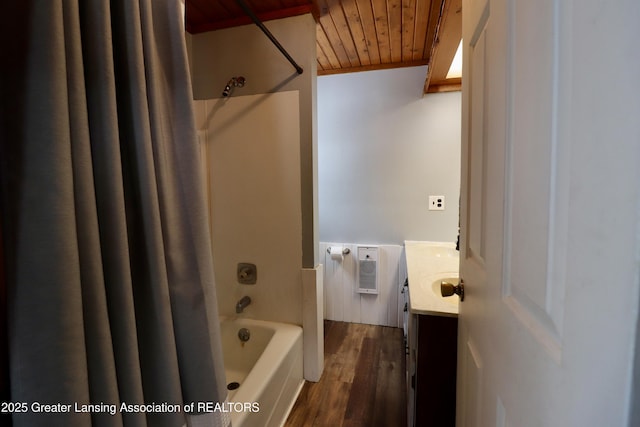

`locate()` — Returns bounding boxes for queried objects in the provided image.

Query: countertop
[404,240,460,317]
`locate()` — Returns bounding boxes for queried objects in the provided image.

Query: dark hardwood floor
[285,320,407,427]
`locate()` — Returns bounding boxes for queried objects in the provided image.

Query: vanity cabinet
[404,240,460,427]
[407,312,458,426]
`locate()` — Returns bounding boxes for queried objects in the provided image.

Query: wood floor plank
[284,380,315,426]
[285,321,406,427]
[324,319,348,355]
[317,380,351,426]
[372,326,407,426]
[336,323,366,383]
[343,336,380,426]
[285,359,339,426]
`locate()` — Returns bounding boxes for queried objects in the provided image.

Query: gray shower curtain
[0,1,227,426]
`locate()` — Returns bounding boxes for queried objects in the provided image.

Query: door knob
[441,279,464,302]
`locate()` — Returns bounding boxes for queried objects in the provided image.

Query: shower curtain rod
[235,0,304,75]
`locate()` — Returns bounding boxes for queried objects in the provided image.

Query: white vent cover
[357,246,379,294]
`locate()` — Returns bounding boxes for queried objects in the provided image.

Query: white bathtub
[219,317,304,427]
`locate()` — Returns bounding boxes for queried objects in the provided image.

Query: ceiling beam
[423,0,462,94]
[317,59,429,76]
[426,77,462,93]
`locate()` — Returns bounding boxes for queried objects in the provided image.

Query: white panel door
[457,0,640,426]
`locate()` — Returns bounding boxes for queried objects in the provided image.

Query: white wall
[318,66,461,245]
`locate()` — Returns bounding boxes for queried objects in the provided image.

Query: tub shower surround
[194,91,324,385]
[194,92,303,325]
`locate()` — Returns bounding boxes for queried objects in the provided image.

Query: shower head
[222,76,246,97]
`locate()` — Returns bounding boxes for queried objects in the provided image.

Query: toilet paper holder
[327,247,351,255]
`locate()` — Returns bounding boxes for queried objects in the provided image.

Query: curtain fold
[0,215,9,426]
[0,1,227,426]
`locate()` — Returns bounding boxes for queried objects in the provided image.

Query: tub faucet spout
[236,296,251,313]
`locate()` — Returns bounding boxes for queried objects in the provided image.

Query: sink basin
[431,277,460,307]
[405,241,460,316]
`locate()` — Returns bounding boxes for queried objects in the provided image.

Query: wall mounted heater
[357,246,379,294]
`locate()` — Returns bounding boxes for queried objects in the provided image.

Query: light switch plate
[428,195,445,211]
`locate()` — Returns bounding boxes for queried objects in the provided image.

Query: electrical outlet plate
[428,195,445,211]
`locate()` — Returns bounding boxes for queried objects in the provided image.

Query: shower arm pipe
[235,0,304,75]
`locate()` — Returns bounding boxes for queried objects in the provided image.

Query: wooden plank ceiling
[186,0,461,93]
